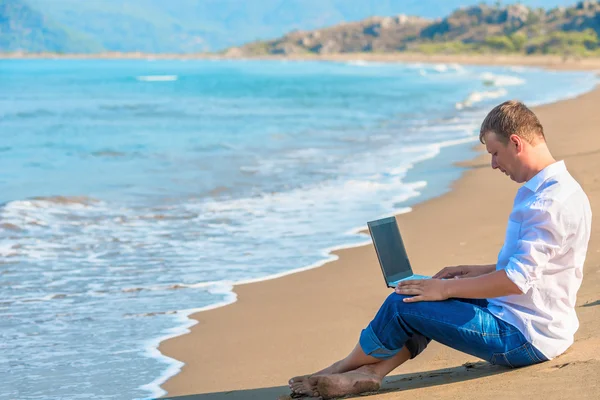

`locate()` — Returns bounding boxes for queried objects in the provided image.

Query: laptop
[367,216,431,288]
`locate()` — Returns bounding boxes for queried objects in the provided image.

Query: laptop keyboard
[389,274,431,287]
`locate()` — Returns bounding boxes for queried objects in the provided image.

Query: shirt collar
[522,160,566,193]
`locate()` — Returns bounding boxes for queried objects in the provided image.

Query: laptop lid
[367,216,414,287]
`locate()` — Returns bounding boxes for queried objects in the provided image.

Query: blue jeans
[360,294,548,368]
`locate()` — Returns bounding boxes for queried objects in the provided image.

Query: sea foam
[136,75,178,82]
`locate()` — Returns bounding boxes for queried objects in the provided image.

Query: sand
[3,52,600,71]
[157,63,600,399]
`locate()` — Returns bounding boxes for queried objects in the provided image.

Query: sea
[0,59,596,399]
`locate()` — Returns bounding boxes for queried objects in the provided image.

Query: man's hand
[433,264,495,280]
[395,279,449,303]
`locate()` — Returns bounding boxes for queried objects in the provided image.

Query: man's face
[484,131,521,182]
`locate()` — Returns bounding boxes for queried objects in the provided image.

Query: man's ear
[510,134,522,152]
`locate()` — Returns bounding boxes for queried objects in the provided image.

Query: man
[288,100,592,399]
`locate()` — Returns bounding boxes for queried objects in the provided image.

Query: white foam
[449,63,467,73]
[121,281,220,293]
[414,63,466,75]
[138,285,237,399]
[136,75,178,82]
[346,60,370,67]
[388,166,409,176]
[433,64,449,73]
[141,218,419,398]
[480,72,525,87]
[420,123,478,134]
[456,88,508,109]
[139,134,485,398]
[508,66,528,73]
[142,131,482,397]
[0,242,18,257]
[434,136,480,147]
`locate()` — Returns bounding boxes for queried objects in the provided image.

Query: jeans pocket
[491,343,544,368]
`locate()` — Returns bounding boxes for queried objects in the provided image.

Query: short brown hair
[479,100,545,144]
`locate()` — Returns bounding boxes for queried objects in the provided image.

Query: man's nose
[491,157,498,169]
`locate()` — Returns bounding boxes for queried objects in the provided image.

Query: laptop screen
[368,217,413,285]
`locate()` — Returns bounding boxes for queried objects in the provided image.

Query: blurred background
[1,0,599,55]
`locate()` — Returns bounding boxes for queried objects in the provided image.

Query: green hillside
[232,1,600,57]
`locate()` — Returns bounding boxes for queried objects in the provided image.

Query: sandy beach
[157,62,600,399]
[3,52,600,71]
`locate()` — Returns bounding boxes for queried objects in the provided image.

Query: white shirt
[487,160,592,359]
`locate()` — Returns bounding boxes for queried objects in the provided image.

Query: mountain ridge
[228,1,600,56]
[1,0,582,53]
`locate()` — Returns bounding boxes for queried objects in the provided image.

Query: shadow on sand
[582,299,600,307]
[161,361,508,400]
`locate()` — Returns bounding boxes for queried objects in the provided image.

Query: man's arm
[444,269,522,298]
[433,264,497,279]
[396,270,522,302]
[398,205,564,302]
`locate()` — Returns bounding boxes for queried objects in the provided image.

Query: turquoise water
[0,59,596,399]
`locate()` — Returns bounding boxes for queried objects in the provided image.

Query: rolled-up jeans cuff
[359,324,400,359]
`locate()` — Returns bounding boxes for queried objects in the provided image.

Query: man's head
[480,100,550,183]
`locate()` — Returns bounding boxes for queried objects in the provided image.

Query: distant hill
[231,1,600,56]
[0,0,102,53]
[0,0,581,53]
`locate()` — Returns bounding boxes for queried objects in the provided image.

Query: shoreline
[146,108,500,398]
[2,52,600,71]
[155,59,600,399]
[146,138,475,398]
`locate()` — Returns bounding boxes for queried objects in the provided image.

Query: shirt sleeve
[504,201,565,294]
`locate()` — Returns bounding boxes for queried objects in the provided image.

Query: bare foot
[289,375,318,397]
[288,360,348,396]
[314,368,381,399]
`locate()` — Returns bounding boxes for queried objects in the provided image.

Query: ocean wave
[0,223,21,231]
[420,122,478,134]
[0,243,19,257]
[139,284,237,399]
[136,75,178,82]
[414,63,466,75]
[207,186,230,197]
[196,136,475,231]
[284,148,323,159]
[123,310,177,318]
[409,63,449,73]
[433,64,449,73]
[121,281,218,293]
[138,212,198,221]
[346,60,383,67]
[509,66,528,73]
[448,63,466,73]
[455,88,508,109]
[480,72,525,87]
[15,293,71,303]
[28,196,101,206]
[0,197,111,236]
